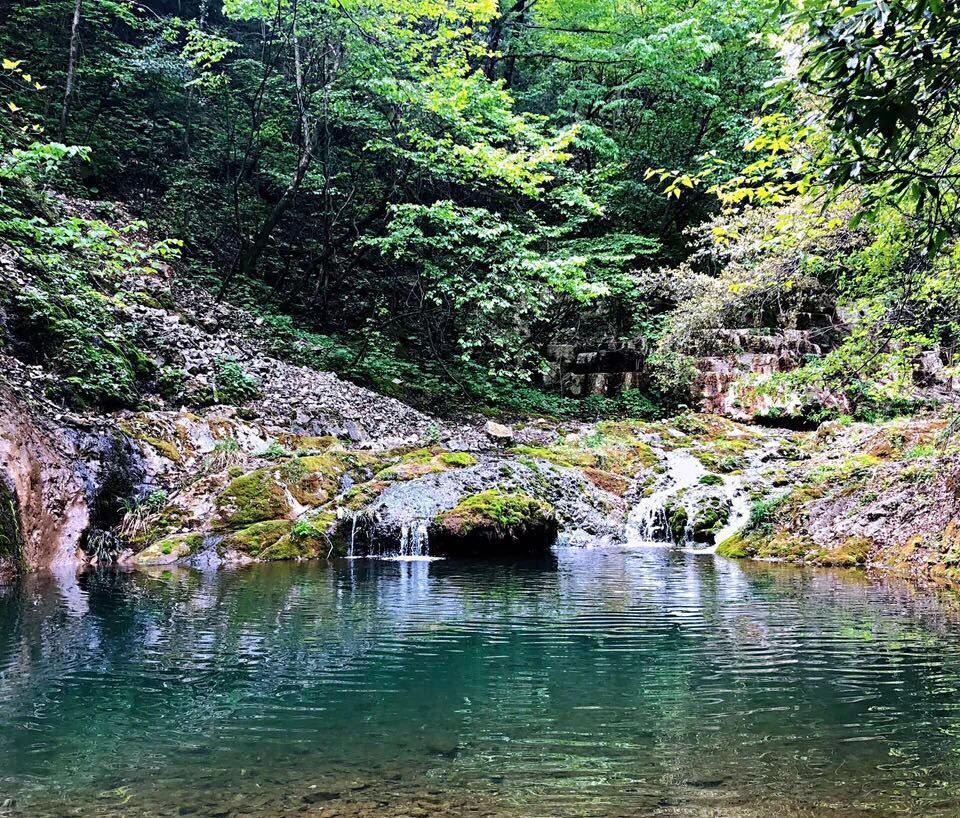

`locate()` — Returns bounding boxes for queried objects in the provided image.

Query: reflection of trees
[4,554,960,814]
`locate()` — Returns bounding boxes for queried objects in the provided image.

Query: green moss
[437,451,478,468]
[226,519,293,556]
[376,449,478,481]
[259,513,338,560]
[215,469,291,529]
[810,453,882,485]
[716,533,750,558]
[138,434,182,463]
[510,434,657,478]
[134,533,202,565]
[811,535,872,567]
[699,474,724,486]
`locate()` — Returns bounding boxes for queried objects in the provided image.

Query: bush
[213,357,260,405]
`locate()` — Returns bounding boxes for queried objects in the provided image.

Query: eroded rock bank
[0,352,803,573]
[716,413,960,583]
[0,381,145,575]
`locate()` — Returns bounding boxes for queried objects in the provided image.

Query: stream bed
[4,548,960,817]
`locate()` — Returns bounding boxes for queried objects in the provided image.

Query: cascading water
[627,435,780,551]
[396,520,430,559]
[627,448,706,546]
[347,510,361,559]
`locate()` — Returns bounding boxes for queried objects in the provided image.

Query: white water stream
[625,438,772,553]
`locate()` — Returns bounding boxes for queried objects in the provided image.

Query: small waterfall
[631,502,673,543]
[626,448,706,546]
[397,520,430,558]
[348,510,361,559]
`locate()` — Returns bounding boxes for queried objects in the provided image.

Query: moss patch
[437,451,478,468]
[716,533,750,559]
[810,535,873,567]
[215,469,291,529]
[134,533,202,565]
[137,434,182,463]
[226,519,294,556]
[583,467,631,496]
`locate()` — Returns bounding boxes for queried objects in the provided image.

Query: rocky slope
[716,413,960,583]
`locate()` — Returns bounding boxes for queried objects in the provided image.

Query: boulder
[483,420,514,442]
[430,489,558,557]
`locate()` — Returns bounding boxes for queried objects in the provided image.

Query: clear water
[3,548,960,817]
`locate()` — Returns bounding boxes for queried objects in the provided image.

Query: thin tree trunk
[183,0,213,157]
[219,20,322,298]
[59,0,83,141]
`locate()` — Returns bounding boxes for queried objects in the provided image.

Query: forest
[3,0,958,422]
[8,3,960,817]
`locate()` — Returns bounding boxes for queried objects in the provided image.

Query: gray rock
[483,420,514,442]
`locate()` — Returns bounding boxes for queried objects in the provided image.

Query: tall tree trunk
[58,0,83,141]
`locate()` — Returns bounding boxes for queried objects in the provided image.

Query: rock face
[542,339,647,397]
[0,386,86,572]
[715,414,960,581]
[0,383,148,573]
[694,327,843,420]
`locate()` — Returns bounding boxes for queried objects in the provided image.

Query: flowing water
[4,550,960,817]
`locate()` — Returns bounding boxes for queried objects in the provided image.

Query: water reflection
[2,549,960,816]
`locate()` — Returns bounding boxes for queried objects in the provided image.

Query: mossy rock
[431,489,557,557]
[665,504,689,544]
[699,474,724,487]
[338,480,392,511]
[215,469,291,530]
[376,461,445,481]
[689,497,731,544]
[128,505,191,551]
[810,535,872,567]
[137,434,182,463]
[259,514,339,561]
[226,519,294,557]
[716,529,814,562]
[134,533,202,565]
